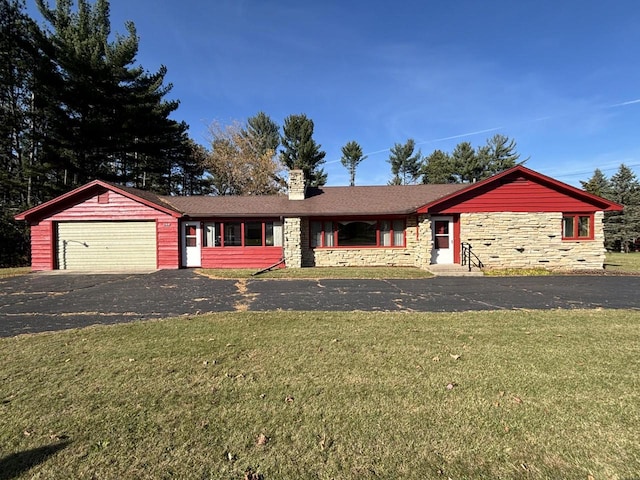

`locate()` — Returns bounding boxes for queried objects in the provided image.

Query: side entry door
[430,216,454,264]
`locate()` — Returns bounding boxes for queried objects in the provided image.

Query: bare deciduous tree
[204,121,284,195]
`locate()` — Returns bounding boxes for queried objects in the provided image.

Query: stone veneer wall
[460,211,606,270]
[414,214,432,269]
[302,216,422,267]
[284,217,303,268]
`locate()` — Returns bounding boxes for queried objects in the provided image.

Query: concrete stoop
[427,264,484,277]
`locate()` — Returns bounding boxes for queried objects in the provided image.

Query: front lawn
[0,267,30,278]
[1,310,638,479]
[604,251,640,273]
[198,266,433,279]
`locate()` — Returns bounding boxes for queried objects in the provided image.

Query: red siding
[157,218,180,269]
[30,220,55,271]
[201,247,283,269]
[29,189,179,270]
[433,178,600,213]
[46,190,173,221]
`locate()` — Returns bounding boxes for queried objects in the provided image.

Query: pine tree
[340,140,366,186]
[246,111,280,157]
[452,141,479,183]
[0,0,56,265]
[387,139,421,185]
[607,164,640,252]
[422,149,457,184]
[36,0,188,190]
[580,169,611,198]
[279,114,326,187]
[482,134,525,175]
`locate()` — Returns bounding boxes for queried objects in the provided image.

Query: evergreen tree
[340,140,366,186]
[580,168,611,198]
[279,113,326,187]
[246,111,280,157]
[36,0,188,190]
[171,139,211,195]
[421,134,526,184]
[0,0,57,265]
[421,149,457,184]
[387,138,421,185]
[452,141,479,183]
[481,134,525,175]
[607,164,640,252]
[0,0,60,209]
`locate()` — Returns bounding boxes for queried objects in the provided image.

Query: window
[244,222,263,246]
[434,220,450,249]
[184,224,198,247]
[204,222,222,246]
[203,220,281,247]
[224,222,242,246]
[562,214,593,240]
[338,220,376,246]
[311,219,405,247]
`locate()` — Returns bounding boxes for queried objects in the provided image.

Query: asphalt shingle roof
[158,183,468,217]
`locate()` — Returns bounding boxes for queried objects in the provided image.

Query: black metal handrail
[461,242,484,272]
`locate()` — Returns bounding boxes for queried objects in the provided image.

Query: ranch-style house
[15,165,623,273]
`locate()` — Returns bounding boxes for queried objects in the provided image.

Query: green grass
[0,267,30,278]
[605,251,640,273]
[1,310,639,479]
[198,266,433,279]
[483,267,553,277]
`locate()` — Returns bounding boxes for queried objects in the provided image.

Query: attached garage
[15,180,182,271]
[56,221,157,271]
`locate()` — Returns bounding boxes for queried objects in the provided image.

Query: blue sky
[30,0,640,186]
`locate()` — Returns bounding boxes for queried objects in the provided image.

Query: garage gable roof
[14,180,183,222]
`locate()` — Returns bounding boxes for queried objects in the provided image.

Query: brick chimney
[288,169,306,200]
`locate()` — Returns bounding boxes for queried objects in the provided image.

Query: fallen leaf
[244,468,263,480]
[285,395,294,403]
[256,433,268,446]
[513,396,523,404]
[504,426,510,433]
[450,354,461,360]
[432,356,440,362]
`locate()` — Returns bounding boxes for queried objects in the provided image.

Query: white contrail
[324,97,640,166]
[607,98,640,108]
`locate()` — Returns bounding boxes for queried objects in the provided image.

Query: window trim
[202,219,282,248]
[562,213,594,240]
[310,217,406,248]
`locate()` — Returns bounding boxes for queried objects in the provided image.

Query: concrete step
[427,264,484,277]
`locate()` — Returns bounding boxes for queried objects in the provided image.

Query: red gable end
[418,165,623,214]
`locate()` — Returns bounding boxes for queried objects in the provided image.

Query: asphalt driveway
[0,270,638,337]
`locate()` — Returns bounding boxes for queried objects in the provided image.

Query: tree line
[1,0,202,265]
[581,165,640,252]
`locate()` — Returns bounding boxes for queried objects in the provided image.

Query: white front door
[431,216,454,264]
[182,221,201,267]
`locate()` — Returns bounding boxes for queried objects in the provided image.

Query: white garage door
[56,221,157,271]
